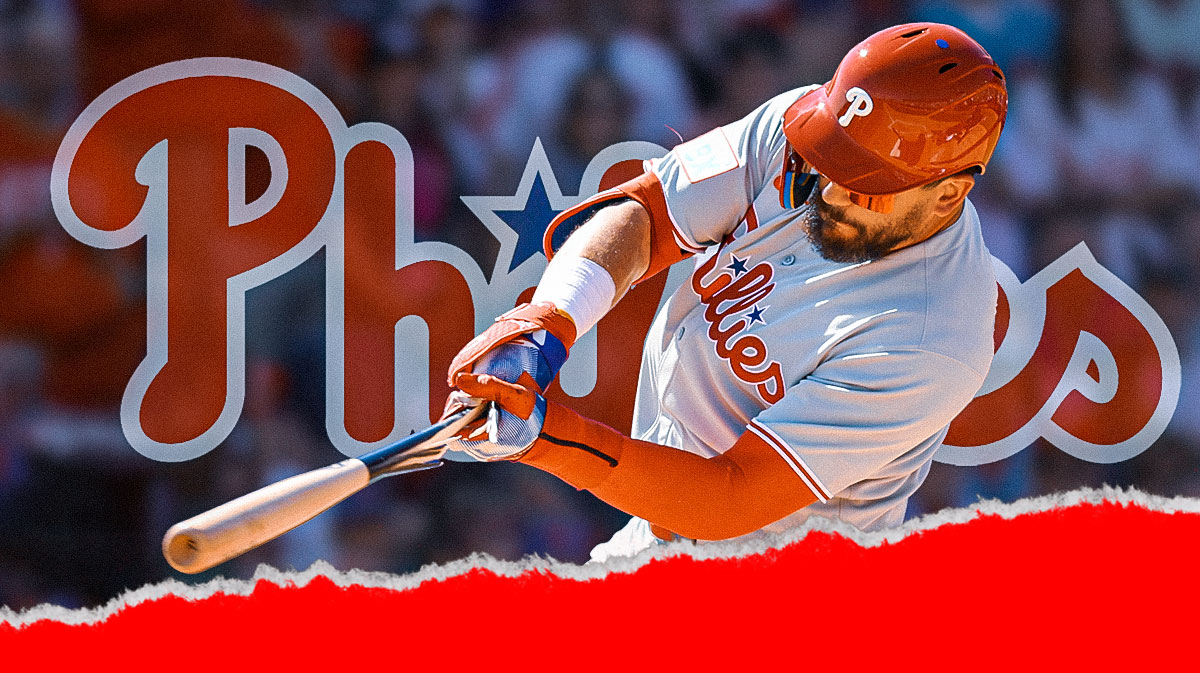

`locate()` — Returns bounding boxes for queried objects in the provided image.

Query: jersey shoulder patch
[676,128,740,183]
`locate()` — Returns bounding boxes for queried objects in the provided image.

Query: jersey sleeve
[747,348,986,501]
[650,87,817,250]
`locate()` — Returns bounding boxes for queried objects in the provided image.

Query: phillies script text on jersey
[691,250,785,404]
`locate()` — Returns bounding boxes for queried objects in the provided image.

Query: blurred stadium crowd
[2,0,1200,610]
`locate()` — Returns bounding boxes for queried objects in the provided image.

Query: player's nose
[819,177,854,208]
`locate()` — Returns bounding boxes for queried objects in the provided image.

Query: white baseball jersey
[615,87,997,550]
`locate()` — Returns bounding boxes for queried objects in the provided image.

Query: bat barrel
[162,459,370,574]
[161,406,482,574]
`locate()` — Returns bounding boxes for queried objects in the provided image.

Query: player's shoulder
[712,85,822,169]
[769,85,823,110]
[913,199,998,375]
[715,85,822,139]
[837,199,995,375]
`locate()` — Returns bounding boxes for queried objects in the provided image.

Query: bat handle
[162,458,371,574]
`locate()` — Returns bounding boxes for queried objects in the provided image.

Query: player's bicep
[753,350,986,499]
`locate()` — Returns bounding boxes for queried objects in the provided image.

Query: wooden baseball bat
[162,404,486,574]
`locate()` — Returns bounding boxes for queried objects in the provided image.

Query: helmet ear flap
[848,192,894,214]
[778,149,895,213]
[780,151,819,209]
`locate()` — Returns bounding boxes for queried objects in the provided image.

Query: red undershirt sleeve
[516,400,819,541]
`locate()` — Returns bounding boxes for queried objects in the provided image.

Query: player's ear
[928,172,975,218]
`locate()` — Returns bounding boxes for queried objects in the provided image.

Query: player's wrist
[446,300,577,394]
[531,255,616,338]
[492,301,579,349]
[516,399,627,491]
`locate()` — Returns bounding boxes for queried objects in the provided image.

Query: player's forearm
[443,201,652,425]
[518,401,817,541]
[544,199,651,307]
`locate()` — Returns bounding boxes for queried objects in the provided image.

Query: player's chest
[664,220,859,404]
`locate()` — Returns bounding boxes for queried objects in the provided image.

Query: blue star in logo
[746,305,767,325]
[726,255,749,276]
[492,172,563,273]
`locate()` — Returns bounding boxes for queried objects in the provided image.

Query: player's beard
[799,192,919,264]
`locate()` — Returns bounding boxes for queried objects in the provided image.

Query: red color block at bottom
[2,500,1197,670]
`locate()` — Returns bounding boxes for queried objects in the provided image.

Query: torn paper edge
[2,485,1194,627]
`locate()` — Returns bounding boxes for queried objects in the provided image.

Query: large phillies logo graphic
[941,248,1180,465]
[51,58,683,462]
[51,58,1179,467]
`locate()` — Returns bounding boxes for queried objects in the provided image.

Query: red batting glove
[445,302,577,388]
[455,372,539,420]
[444,372,547,461]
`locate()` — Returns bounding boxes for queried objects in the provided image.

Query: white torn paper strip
[2,484,1195,627]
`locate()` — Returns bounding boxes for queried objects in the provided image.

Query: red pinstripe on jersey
[742,202,759,233]
[747,419,832,501]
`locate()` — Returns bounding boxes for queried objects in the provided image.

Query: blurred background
[2,0,1200,610]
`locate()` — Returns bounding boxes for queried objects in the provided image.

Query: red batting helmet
[783,23,1007,211]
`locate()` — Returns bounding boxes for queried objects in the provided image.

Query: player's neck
[886,203,965,257]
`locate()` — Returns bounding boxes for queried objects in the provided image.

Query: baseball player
[442,23,1008,560]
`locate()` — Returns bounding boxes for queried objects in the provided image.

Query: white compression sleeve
[531,255,617,337]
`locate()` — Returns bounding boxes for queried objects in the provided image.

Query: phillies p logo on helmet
[838,87,874,127]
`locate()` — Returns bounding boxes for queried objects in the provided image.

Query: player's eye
[780,151,894,213]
